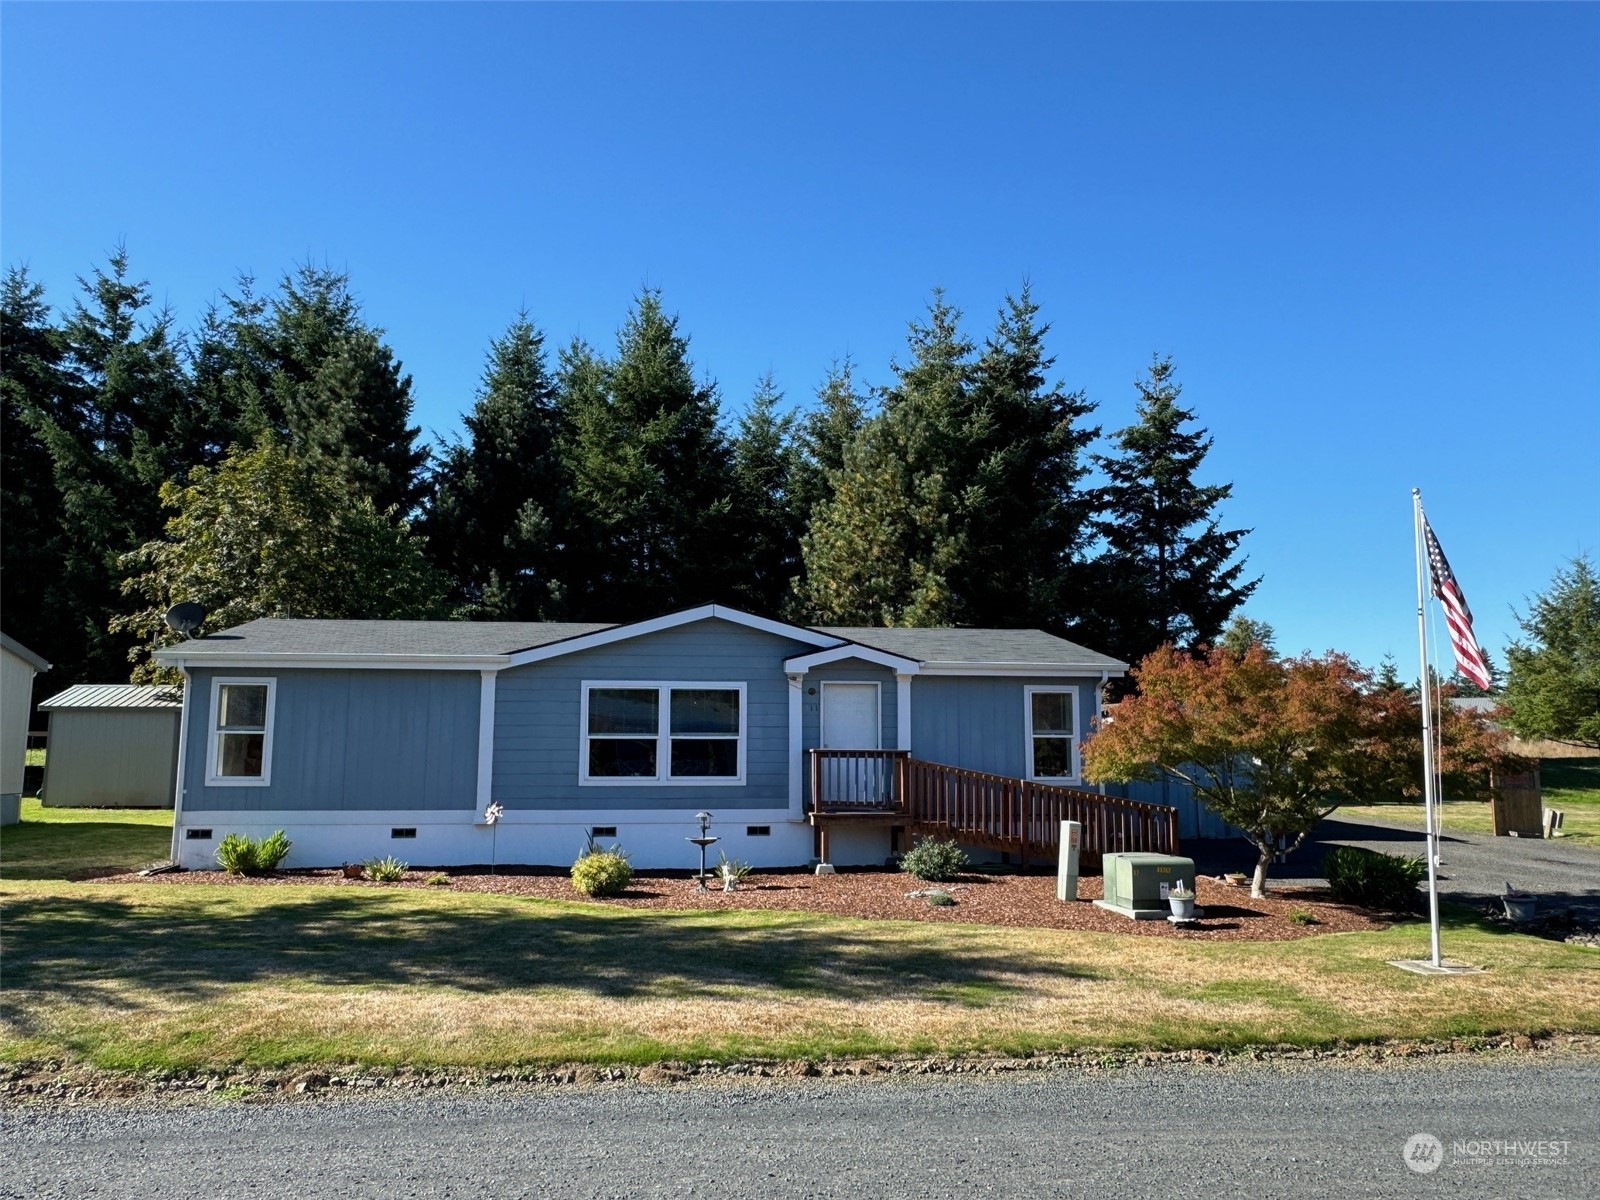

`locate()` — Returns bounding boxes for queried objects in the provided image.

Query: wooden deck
[808,748,1180,868]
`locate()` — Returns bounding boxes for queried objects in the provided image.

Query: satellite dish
[164,602,207,640]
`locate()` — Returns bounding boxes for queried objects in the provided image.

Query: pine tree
[791,357,867,524]
[727,373,802,616]
[1,268,79,689]
[421,313,565,618]
[797,292,973,625]
[1089,355,1257,666]
[959,285,1099,630]
[14,251,200,682]
[1503,555,1600,747]
[558,291,737,619]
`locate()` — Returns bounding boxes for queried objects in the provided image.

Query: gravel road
[4,1057,1595,1199]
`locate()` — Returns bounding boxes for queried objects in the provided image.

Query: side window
[1026,687,1075,781]
[209,679,275,785]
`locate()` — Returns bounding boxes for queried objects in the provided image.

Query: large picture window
[206,677,276,786]
[581,682,745,785]
[1024,686,1076,782]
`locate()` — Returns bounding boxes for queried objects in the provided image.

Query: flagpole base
[1387,959,1485,976]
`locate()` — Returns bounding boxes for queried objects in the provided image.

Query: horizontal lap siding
[183,669,480,813]
[909,676,1100,780]
[494,621,813,811]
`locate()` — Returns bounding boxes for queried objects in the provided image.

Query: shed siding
[182,668,480,813]
[909,675,1100,781]
[41,710,179,807]
[493,620,813,811]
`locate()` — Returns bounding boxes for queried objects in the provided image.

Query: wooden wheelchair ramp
[808,749,1180,868]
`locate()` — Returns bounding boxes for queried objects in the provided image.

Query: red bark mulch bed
[99,865,1389,942]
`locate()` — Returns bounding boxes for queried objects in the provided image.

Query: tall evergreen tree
[421,313,566,618]
[10,252,200,682]
[193,267,429,514]
[959,285,1099,630]
[727,373,803,616]
[1,268,77,690]
[790,356,868,524]
[1088,355,1257,667]
[558,290,738,620]
[798,291,973,625]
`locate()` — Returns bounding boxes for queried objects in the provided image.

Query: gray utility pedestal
[1094,852,1197,920]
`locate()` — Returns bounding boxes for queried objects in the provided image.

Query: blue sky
[4,3,1596,672]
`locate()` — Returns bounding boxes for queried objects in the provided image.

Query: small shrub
[214,830,292,876]
[571,838,633,897]
[1322,845,1426,911]
[255,830,292,872]
[425,872,451,887]
[924,890,956,907]
[901,838,968,883]
[363,856,408,882]
[1286,908,1319,926]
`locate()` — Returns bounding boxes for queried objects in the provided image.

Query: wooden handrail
[809,749,1180,864]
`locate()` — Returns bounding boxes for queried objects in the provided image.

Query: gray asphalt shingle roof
[171,619,616,658]
[40,684,183,710]
[163,613,1123,671]
[819,626,1126,670]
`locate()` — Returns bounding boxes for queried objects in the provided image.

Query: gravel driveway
[3,1057,1595,1199]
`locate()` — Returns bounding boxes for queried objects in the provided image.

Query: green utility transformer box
[1099,852,1196,918]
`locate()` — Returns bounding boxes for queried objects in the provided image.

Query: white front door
[820,683,882,806]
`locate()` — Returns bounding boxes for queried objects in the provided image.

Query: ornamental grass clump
[571,836,633,897]
[1322,845,1426,912]
[214,830,292,876]
[362,856,409,883]
[901,838,968,883]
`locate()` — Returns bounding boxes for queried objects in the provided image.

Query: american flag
[1423,517,1493,691]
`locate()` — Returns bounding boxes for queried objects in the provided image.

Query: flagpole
[1412,488,1444,967]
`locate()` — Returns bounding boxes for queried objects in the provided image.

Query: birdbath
[688,811,718,891]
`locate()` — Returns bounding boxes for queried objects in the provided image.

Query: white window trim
[578,680,748,787]
[1023,684,1078,784]
[205,676,277,787]
[819,680,882,750]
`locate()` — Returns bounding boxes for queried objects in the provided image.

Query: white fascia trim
[918,662,1127,677]
[784,643,922,674]
[506,605,841,669]
[154,652,509,671]
[203,676,277,787]
[579,679,749,786]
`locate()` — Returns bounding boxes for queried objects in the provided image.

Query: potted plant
[1168,882,1197,920]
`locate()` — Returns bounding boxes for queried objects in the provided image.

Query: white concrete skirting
[173,807,840,871]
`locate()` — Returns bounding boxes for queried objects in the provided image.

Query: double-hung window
[581,682,745,785]
[206,678,276,786]
[1024,685,1076,782]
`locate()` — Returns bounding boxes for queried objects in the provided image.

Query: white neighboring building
[1,633,51,825]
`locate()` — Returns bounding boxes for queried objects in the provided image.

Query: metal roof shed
[38,684,182,808]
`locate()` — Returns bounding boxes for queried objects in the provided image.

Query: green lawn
[0,798,173,881]
[1338,757,1600,846]
[1,879,1594,1073]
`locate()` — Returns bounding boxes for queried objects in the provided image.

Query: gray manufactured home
[154,605,1172,870]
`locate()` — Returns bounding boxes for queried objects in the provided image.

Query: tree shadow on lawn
[0,890,1104,1025]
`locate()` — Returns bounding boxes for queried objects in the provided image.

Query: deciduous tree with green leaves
[116,439,447,682]
[1503,555,1600,748]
